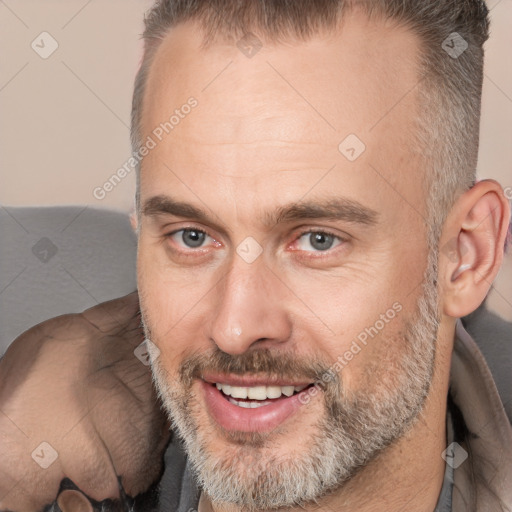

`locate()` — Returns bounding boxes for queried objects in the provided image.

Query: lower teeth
[228,397,273,408]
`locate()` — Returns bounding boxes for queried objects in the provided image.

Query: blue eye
[170,229,210,249]
[296,231,342,252]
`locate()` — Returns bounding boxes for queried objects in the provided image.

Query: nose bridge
[209,255,290,354]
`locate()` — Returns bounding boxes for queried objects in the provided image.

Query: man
[0,0,511,511]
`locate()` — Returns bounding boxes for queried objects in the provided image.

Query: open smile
[200,375,317,432]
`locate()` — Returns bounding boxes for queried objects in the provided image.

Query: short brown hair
[131,0,489,242]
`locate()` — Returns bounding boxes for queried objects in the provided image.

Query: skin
[136,12,510,512]
[0,293,170,511]
[0,9,508,512]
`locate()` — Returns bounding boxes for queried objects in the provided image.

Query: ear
[439,180,511,318]
[130,210,138,233]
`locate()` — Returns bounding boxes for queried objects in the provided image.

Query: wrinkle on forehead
[140,13,425,223]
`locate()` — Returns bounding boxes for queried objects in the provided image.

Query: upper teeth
[215,383,308,400]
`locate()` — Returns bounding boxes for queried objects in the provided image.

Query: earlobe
[440,180,510,318]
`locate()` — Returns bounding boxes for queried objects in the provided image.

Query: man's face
[137,13,439,510]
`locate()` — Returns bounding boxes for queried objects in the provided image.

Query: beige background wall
[1,0,511,319]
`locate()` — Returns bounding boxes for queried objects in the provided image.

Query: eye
[168,228,213,249]
[295,231,343,252]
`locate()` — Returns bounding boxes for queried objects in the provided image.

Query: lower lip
[200,381,313,433]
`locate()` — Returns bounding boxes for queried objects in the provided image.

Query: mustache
[178,346,338,389]
[175,346,351,436]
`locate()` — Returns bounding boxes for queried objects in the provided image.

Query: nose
[208,256,292,355]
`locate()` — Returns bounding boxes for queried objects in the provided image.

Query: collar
[450,320,512,511]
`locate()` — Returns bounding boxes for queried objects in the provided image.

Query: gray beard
[144,259,440,512]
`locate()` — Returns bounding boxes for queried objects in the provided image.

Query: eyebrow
[270,199,378,226]
[142,195,379,228]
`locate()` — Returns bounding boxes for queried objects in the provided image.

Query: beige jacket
[451,321,512,511]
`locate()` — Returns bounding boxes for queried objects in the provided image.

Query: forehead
[140,12,424,221]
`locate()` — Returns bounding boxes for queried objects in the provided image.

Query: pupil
[183,230,205,248]
[310,233,333,251]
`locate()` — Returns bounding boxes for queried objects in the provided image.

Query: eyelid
[156,214,230,241]
[163,224,349,257]
[288,228,349,254]
[163,223,216,239]
[166,227,221,250]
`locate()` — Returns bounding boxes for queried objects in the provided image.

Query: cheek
[138,248,218,372]
[138,240,212,326]
[284,261,420,389]
[283,263,404,337]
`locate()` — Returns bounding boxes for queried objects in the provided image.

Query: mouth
[214,382,310,408]
[200,376,317,433]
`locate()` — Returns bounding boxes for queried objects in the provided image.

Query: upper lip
[201,373,313,388]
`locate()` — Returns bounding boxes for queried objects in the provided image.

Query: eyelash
[165,226,347,258]
[166,228,219,254]
[291,229,345,254]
